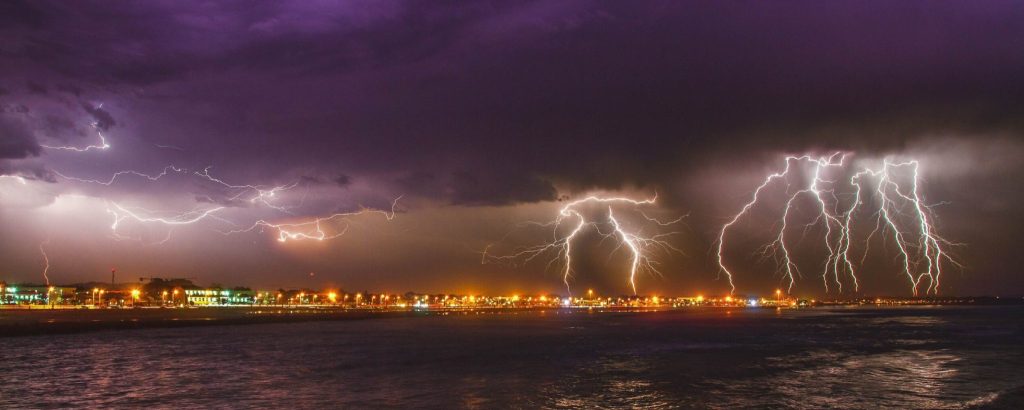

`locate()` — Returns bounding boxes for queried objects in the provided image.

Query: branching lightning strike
[54,163,398,244]
[193,166,301,212]
[482,194,685,295]
[715,153,960,295]
[55,165,300,212]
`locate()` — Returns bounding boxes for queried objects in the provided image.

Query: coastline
[3,304,1019,337]
[0,307,422,337]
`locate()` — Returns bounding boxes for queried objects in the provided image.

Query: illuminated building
[184,288,255,306]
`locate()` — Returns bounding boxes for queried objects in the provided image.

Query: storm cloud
[1,1,1022,296]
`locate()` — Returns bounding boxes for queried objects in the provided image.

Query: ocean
[1,306,1021,409]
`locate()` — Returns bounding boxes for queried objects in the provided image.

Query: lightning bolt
[854,159,963,295]
[716,153,960,296]
[39,239,51,286]
[55,164,305,215]
[482,194,685,295]
[54,162,397,244]
[41,123,111,152]
[29,111,388,245]
[222,196,402,242]
[53,165,187,186]
[193,166,300,212]
[37,121,400,245]
[105,201,227,243]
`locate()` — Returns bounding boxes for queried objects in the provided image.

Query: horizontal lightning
[221,196,402,242]
[41,125,111,152]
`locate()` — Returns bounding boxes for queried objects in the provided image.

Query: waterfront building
[0,284,76,305]
[184,288,255,306]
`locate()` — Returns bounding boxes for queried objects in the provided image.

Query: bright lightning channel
[715,153,960,296]
[482,194,685,295]
[53,166,187,186]
[39,239,51,286]
[40,124,111,152]
[105,202,227,243]
[57,164,398,244]
[193,166,300,212]
[55,164,304,214]
[222,196,402,242]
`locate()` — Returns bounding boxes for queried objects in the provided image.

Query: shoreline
[0,307,423,337]
[2,304,1020,337]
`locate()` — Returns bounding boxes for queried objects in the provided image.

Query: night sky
[1,1,1022,297]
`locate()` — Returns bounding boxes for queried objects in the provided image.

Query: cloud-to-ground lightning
[39,239,51,285]
[482,194,685,295]
[715,153,960,295]
[852,159,963,295]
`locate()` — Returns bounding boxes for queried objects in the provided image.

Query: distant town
[1,277,1016,310]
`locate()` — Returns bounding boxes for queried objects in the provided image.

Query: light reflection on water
[0,306,1021,409]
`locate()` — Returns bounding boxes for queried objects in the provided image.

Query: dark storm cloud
[55,83,81,96]
[333,174,352,188]
[2,1,1023,295]
[1,103,29,114]
[5,1,1022,205]
[40,114,79,138]
[25,81,47,94]
[0,161,55,182]
[80,102,115,130]
[449,171,557,206]
[0,116,39,159]
[296,174,353,188]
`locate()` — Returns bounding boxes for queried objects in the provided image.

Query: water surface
[1,306,1021,409]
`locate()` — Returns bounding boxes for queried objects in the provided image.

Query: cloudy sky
[1,0,1022,297]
